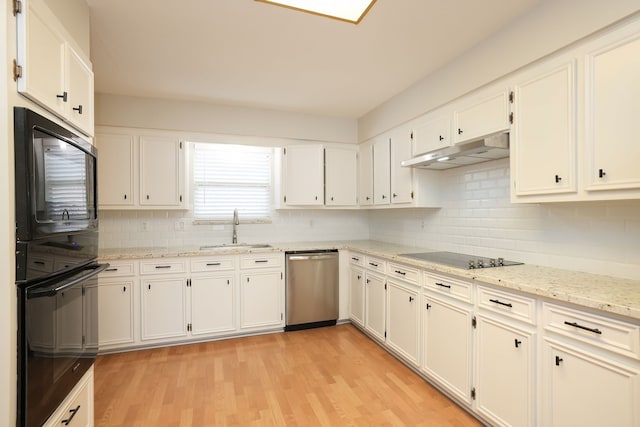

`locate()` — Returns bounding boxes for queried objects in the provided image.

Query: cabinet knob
[73,105,83,115]
[598,169,606,178]
[555,356,563,366]
[366,196,371,200]
[439,135,444,141]
[408,296,414,302]
[331,196,334,201]
[425,303,432,310]
[514,338,522,348]
[146,195,150,200]
[382,195,386,199]
[392,193,398,198]
[555,175,562,183]
[124,194,127,200]
[457,128,463,135]
[56,92,68,102]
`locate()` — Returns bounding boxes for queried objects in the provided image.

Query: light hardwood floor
[94,324,482,426]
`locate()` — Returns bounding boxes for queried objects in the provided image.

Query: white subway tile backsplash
[369,158,640,279]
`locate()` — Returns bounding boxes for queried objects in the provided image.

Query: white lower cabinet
[190,275,235,335]
[349,265,365,327]
[98,279,135,347]
[141,277,188,341]
[421,292,473,405]
[475,314,535,427]
[43,366,93,427]
[240,270,283,329]
[364,271,386,342]
[386,279,420,365]
[542,338,640,427]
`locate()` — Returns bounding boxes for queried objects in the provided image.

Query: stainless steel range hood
[401,132,510,170]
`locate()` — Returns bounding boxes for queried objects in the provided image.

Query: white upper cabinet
[411,111,451,155]
[16,0,95,137]
[65,46,94,134]
[97,133,135,207]
[96,129,186,210]
[282,145,324,206]
[373,136,391,205]
[140,136,185,207]
[325,147,358,206]
[452,86,511,144]
[585,23,640,192]
[511,60,577,198]
[358,140,374,206]
[389,129,413,204]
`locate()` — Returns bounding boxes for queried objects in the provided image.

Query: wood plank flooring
[94,324,482,426]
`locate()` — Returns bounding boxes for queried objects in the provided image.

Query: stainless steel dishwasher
[285,250,339,331]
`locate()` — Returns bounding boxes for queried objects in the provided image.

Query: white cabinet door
[373,137,391,205]
[140,136,184,207]
[386,280,419,365]
[585,26,640,192]
[98,280,135,347]
[65,46,94,135]
[543,339,640,427]
[190,275,235,336]
[365,272,386,342]
[283,145,324,205]
[16,0,94,137]
[389,130,413,204]
[412,112,451,155]
[240,271,283,329]
[325,147,357,206]
[512,61,577,197]
[453,88,510,144]
[475,314,535,427]
[358,141,374,206]
[16,0,66,117]
[349,266,365,327]
[422,293,473,405]
[96,133,135,207]
[141,278,187,341]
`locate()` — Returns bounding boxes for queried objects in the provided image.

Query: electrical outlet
[174,221,185,231]
[140,221,149,231]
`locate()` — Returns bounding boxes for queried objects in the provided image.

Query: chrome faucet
[232,208,239,244]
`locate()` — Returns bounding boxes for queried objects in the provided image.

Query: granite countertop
[99,240,640,322]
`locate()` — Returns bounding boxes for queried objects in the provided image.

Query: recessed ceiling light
[256,0,377,24]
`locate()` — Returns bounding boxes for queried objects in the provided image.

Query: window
[192,142,272,221]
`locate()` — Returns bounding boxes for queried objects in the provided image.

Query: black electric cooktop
[400,251,523,270]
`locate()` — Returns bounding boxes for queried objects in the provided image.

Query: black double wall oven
[14,108,108,427]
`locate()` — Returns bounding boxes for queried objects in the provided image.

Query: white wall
[369,158,640,280]
[99,209,370,249]
[96,93,358,144]
[359,0,640,140]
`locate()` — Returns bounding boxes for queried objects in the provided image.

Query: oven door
[18,262,108,427]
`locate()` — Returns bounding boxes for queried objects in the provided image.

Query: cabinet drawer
[349,253,365,266]
[100,261,137,277]
[44,367,92,427]
[543,303,640,359]
[424,272,472,304]
[191,256,235,272]
[240,253,282,269]
[139,259,187,275]
[388,262,420,285]
[477,286,536,325]
[365,256,386,273]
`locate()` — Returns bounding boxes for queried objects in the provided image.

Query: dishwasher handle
[287,254,336,261]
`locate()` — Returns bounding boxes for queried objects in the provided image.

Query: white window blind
[192,143,272,220]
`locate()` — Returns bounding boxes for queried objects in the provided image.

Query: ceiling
[87,0,542,119]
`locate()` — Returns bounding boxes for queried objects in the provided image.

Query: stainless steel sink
[199,243,272,251]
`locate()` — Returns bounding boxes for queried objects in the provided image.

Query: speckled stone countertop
[99,240,640,322]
